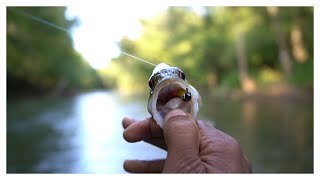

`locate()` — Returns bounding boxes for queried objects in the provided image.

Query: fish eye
[181,72,186,80]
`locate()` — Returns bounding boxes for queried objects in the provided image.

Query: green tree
[104,7,313,95]
[7,7,102,95]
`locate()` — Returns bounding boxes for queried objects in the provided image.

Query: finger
[144,138,167,150]
[122,117,137,129]
[123,117,163,143]
[162,109,201,172]
[163,109,200,155]
[123,117,166,150]
[124,159,165,173]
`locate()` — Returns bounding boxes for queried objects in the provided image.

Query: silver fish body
[147,63,201,128]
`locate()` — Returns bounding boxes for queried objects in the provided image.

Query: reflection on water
[7,90,313,173]
[7,91,166,173]
[202,96,313,173]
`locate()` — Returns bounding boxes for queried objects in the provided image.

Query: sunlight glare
[66,5,167,69]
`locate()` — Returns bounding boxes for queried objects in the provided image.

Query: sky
[65,5,169,69]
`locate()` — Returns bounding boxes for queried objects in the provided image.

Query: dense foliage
[7,7,313,96]
[7,7,102,96]
[104,7,313,95]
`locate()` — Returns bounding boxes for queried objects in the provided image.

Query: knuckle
[165,115,196,131]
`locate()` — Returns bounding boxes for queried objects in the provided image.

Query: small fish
[147,63,201,128]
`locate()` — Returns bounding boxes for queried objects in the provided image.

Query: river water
[7,90,313,173]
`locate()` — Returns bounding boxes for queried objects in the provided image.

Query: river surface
[7,90,313,173]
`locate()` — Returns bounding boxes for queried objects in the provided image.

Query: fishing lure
[147,63,201,128]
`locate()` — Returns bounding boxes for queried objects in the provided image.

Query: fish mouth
[147,76,201,128]
[155,82,187,119]
[156,83,184,106]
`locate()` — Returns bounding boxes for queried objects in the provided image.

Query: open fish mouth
[148,76,201,128]
[156,82,184,106]
[155,80,191,118]
[147,63,201,128]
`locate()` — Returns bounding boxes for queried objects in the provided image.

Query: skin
[122,109,252,173]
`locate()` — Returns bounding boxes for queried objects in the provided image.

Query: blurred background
[7,6,313,173]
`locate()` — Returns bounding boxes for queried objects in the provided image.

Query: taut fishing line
[9,8,157,67]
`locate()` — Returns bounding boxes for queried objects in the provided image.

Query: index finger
[123,117,163,142]
[122,117,137,129]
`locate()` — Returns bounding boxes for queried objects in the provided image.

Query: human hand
[122,109,252,173]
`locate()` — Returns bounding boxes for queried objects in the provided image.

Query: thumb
[162,109,200,172]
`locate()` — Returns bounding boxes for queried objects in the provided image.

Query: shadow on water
[7,90,313,173]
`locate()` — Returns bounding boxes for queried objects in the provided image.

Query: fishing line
[9,8,157,67]
[119,52,156,66]
[10,8,71,34]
